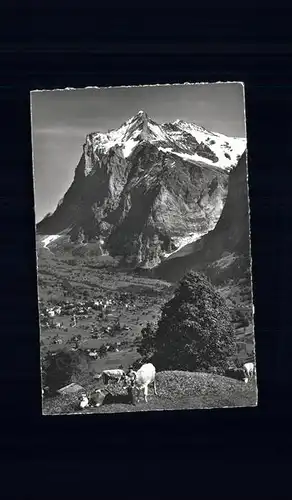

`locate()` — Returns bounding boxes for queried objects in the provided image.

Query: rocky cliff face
[37,111,246,267]
[154,151,251,283]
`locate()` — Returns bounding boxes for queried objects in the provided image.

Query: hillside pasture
[42,370,257,415]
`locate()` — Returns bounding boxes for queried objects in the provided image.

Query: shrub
[144,271,236,372]
[41,348,90,395]
[98,344,108,358]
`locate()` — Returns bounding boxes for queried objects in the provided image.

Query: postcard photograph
[31,82,257,415]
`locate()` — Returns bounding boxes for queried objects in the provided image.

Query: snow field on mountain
[84,111,246,175]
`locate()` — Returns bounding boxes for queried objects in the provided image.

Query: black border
[1,6,292,496]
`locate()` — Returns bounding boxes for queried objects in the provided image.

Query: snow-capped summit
[165,119,246,172]
[85,110,153,167]
[122,110,148,127]
[83,112,246,176]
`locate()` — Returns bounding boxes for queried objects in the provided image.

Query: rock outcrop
[155,151,252,285]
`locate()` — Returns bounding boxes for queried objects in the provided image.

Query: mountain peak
[37,111,246,270]
[132,110,149,123]
[84,112,246,173]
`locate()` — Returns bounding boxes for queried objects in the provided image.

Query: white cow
[96,369,126,385]
[243,362,255,380]
[126,363,157,403]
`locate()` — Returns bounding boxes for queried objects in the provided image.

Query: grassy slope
[42,370,257,415]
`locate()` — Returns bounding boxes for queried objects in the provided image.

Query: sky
[31,83,246,222]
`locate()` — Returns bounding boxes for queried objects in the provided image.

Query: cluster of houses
[86,340,127,359]
[39,292,138,331]
[38,289,139,361]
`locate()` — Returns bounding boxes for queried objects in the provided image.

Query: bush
[41,348,90,395]
[98,344,108,358]
[143,271,236,372]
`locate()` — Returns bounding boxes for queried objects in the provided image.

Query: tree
[149,271,236,373]
[137,322,157,362]
[98,344,107,358]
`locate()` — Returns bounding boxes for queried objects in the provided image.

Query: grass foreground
[42,370,257,415]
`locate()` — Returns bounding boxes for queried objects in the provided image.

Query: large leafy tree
[147,271,236,372]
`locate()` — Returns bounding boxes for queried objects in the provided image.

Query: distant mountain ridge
[37,111,246,268]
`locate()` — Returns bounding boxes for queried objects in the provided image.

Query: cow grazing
[96,369,126,386]
[125,363,157,404]
[243,362,255,380]
[79,393,89,409]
